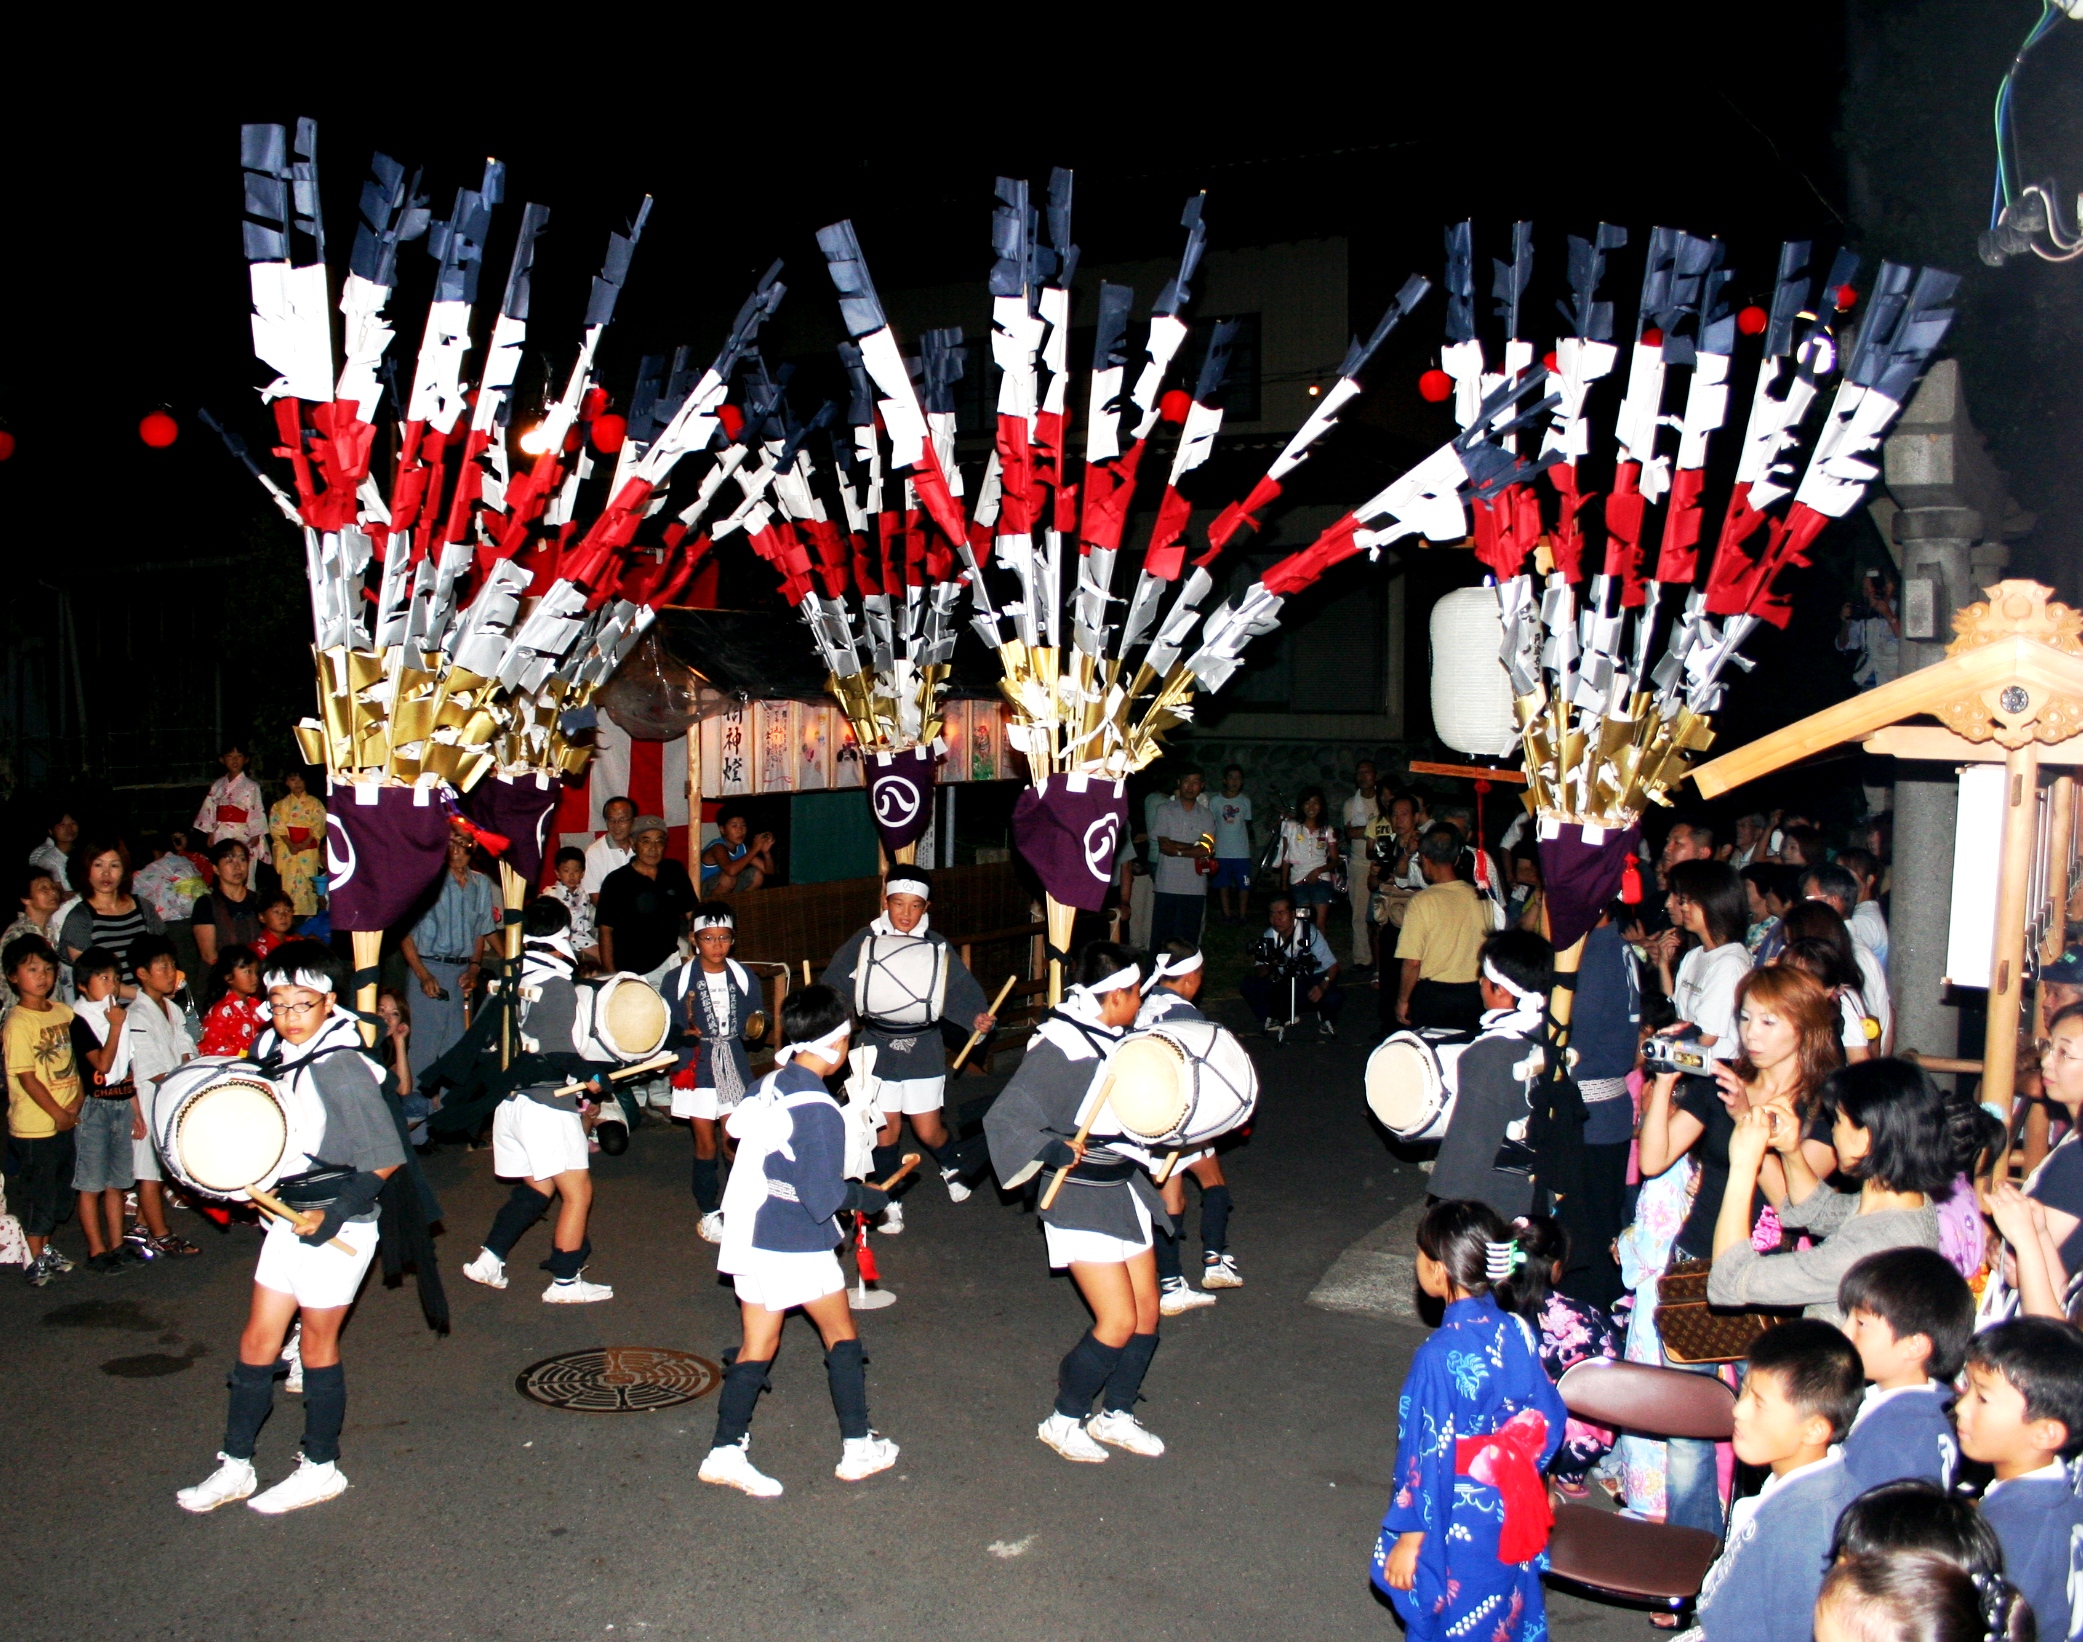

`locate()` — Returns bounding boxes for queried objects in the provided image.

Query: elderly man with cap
[596,817,699,1118]
[822,867,996,1234]
[595,816,699,984]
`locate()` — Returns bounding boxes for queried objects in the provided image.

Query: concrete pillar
[1889,772,1960,1069]
[1880,359,2019,1078]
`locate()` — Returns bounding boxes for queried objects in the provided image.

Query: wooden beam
[1860,726,2083,765]
[1690,637,2081,797]
[1406,760,1528,785]
[1984,741,2043,1116]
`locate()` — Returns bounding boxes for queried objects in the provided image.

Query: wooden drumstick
[1039,1083,1112,1212]
[950,974,1020,1072]
[872,1151,924,1192]
[246,1187,357,1255]
[547,1051,679,1100]
[1153,1150,1183,1185]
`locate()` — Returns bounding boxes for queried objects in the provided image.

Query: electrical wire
[1991,0,2065,227]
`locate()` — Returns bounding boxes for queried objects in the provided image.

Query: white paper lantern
[1429,585,1518,757]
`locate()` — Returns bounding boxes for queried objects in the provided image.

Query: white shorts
[1043,1190,1154,1269]
[728,1249,846,1313]
[492,1098,590,1181]
[254,1215,380,1310]
[875,1075,946,1117]
[670,1086,725,1122]
[133,1081,162,1182]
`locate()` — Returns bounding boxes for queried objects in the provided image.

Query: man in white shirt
[1730,812,1769,870]
[1836,570,1902,692]
[1341,762,1382,971]
[1833,848,1890,969]
[581,796,638,906]
[1150,771,1215,951]
[1803,862,1886,967]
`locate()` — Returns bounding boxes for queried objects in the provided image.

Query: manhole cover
[515,1347,721,1413]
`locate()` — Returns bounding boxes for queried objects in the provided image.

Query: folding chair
[1544,1358,1733,1620]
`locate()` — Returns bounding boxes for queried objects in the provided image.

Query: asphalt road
[0,1009,1646,1642]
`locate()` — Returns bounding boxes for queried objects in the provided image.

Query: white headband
[1141,950,1204,994]
[1072,964,1143,1000]
[884,874,930,901]
[691,909,735,931]
[1481,957,1543,1007]
[265,967,336,996]
[775,1021,850,1066]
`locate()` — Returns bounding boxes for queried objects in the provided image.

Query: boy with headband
[665,904,761,1244]
[821,868,995,1234]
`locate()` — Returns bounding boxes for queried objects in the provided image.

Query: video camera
[1251,907,1322,983]
[1642,1026,1712,1077]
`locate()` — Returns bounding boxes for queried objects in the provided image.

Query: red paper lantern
[1417,368,1453,403]
[1158,388,1193,424]
[591,414,627,454]
[716,403,745,439]
[1833,283,1858,310]
[1736,305,1768,336]
[1542,351,1559,375]
[139,410,179,448]
[0,430,14,462]
[1641,327,1664,348]
[582,385,610,419]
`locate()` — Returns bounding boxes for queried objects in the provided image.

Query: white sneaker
[462,1248,508,1289]
[280,1324,304,1394]
[697,1212,725,1245]
[699,1439,784,1497]
[542,1274,614,1303]
[1201,1254,1243,1290]
[1037,1412,1109,1463]
[247,1455,348,1514]
[835,1432,900,1481]
[176,1453,256,1513]
[941,1168,972,1204]
[1159,1275,1216,1316]
[1086,1408,1166,1457]
[877,1200,905,1236]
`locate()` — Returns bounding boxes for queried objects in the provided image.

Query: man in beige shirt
[1389,825,1491,1032]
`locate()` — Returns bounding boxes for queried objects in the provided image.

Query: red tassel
[1621,854,1643,906]
[854,1215,881,1284]
[450,817,512,857]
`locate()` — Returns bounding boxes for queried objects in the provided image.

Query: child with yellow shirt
[6,932,84,1285]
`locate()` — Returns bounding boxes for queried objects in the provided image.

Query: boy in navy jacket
[698,985,898,1500]
[1836,1246,1972,1492]
[1957,1317,2083,1642]
[1694,1320,1865,1642]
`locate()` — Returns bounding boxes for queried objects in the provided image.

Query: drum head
[1107,1035,1193,1145]
[1365,1034,1445,1139]
[1160,1020,1260,1148]
[603,979,669,1057]
[174,1082,288,1194]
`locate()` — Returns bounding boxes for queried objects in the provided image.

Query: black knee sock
[1054,1329,1125,1419]
[691,1155,720,1212]
[1199,1185,1233,1257]
[1101,1331,1160,1414]
[824,1338,870,1440]
[542,1237,592,1281]
[924,1137,960,1172]
[300,1363,346,1464]
[712,1356,773,1448]
[223,1360,276,1461]
[1153,1224,1182,1283]
[485,1182,550,1259]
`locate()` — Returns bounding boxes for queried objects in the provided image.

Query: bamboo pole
[498,862,528,1069]
[1045,895,1077,1007]
[1984,744,2043,1116]
[351,930,383,1051]
[2041,776,2074,968]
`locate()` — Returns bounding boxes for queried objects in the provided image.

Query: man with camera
[1240,894,1343,1040]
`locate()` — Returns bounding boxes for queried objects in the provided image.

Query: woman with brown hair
[1640,965,1846,1268]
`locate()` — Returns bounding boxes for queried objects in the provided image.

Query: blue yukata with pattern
[1373,1293,1568,1641]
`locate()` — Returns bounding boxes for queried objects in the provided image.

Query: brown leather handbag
[1653,1259,1787,1364]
